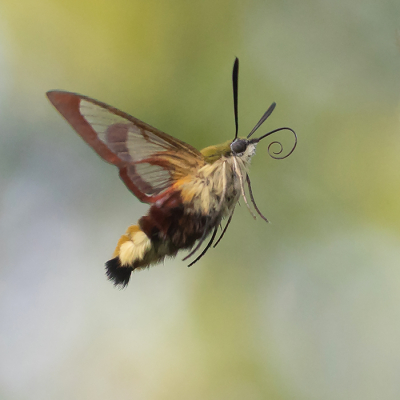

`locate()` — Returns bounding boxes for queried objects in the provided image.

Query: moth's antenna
[247,102,276,138]
[232,57,239,140]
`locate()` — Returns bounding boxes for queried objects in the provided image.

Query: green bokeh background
[1,1,400,399]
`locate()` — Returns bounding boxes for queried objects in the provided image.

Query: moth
[47,58,296,288]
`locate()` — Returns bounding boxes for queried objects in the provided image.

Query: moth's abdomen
[106,191,210,287]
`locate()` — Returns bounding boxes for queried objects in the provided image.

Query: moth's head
[228,58,297,161]
[230,138,257,163]
[230,138,249,155]
[201,58,297,164]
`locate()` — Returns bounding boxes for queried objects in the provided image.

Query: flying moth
[47,58,297,288]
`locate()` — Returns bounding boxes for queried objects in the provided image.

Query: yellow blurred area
[1,0,400,399]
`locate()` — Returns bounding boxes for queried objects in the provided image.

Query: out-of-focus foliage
[1,1,400,399]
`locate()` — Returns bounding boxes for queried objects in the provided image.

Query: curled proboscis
[255,127,297,160]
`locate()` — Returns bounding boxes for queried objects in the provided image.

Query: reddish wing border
[47,91,124,165]
[47,90,202,203]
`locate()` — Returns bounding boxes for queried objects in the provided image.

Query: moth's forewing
[47,91,204,203]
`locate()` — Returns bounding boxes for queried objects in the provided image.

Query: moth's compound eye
[230,139,248,155]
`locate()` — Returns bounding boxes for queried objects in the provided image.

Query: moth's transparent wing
[47,91,204,203]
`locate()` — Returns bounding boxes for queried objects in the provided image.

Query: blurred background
[1,0,400,399]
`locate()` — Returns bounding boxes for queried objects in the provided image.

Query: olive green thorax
[201,139,237,163]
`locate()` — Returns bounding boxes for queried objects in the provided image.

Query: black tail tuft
[105,257,133,288]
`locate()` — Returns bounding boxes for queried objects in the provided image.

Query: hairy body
[107,142,257,286]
